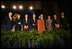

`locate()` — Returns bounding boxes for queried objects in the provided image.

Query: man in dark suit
[23,14,30,31]
[4,12,13,30]
[31,14,37,29]
[60,12,69,30]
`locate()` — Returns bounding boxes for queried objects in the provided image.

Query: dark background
[1,1,71,25]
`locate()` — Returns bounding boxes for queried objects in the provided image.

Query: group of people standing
[3,12,69,32]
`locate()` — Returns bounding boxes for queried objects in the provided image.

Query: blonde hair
[13,14,17,21]
[13,13,20,21]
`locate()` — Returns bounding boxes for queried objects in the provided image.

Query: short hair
[40,14,43,16]
[14,13,20,18]
[61,12,64,14]
[25,14,28,17]
[9,12,12,14]
[33,14,36,16]
[61,11,64,13]
[53,13,56,15]
[40,14,43,15]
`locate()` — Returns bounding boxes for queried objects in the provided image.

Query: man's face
[25,14,28,18]
[33,14,36,18]
[9,12,12,17]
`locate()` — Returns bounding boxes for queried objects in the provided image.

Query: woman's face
[48,16,50,19]
[18,15,20,19]
[41,14,43,18]
[54,14,57,18]
[61,12,64,16]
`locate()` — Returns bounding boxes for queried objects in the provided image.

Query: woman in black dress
[15,14,21,31]
[12,14,16,32]
[52,14,60,29]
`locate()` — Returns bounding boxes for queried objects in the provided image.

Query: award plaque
[37,20,45,34]
[24,25,29,31]
[32,23,37,28]
[55,24,60,29]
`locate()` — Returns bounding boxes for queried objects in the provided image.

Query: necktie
[34,19,35,22]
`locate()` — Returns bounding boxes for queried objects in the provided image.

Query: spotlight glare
[19,5,23,9]
[29,6,33,10]
[1,5,5,9]
[13,5,16,9]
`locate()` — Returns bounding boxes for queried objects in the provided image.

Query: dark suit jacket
[20,18,24,25]
[23,18,30,26]
[60,17,67,26]
[15,18,21,30]
[31,18,37,24]
[52,19,59,28]
[4,16,13,27]
[30,18,37,28]
[52,19,59,24]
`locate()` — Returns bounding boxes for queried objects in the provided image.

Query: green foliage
[1,28,71,48]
